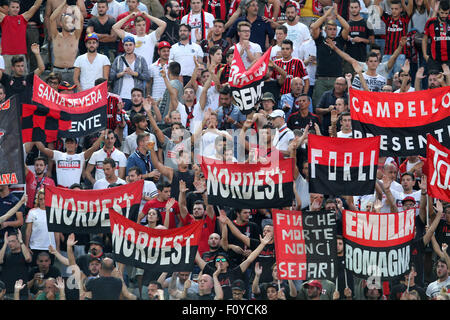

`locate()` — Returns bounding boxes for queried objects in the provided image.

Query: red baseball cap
[158,41,171,50]
[401,196,416,205]
[304,280,322,291]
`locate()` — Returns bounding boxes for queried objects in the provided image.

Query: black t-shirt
[170,170,195,198]
[389,283,427,300]
[346,19,374,61]
[203,264,245,300]
[250,239,275,283]
[159,16,180,45]
[85,276,123,300]
[315,34,346,77]
[435,220,450,247]
[202,249,228,264]
[255,281,293,300]
[287,111,320,131]
[184,292,216,300]
[410,237,426,287]
[28,266,62,294]
[87,17,117,49]
[1,72,34,101]
[0,251,30,295]
[262,80,282,104]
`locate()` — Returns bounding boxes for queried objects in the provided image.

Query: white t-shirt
[169,42,204,76]
[88,148,127,181]
[283,22,311,50]
[295,174,310,209]
[149,60,171,100]
[25,208,56,250]
[352,72,386,92]
[122,131,158,156]
[140,180,158,211]
[180,11,215,43]
[0,55,5,70]
[235,42,263,69]
[360,61,391,80]
[337,131,352,138]
[390,189,421,215]
[93,177,126,189]
[91,0,122,19]
[394,86,415,93]
[124,31,158,69]
[177,102,204,134]
[273,126,295,152]
[53,151,85,187]
[270,45,282,60]
[296,39,317,85]
[426,278,450,299]
[120,60,135,99]
[199,130,232,157]
[74,53,111,91]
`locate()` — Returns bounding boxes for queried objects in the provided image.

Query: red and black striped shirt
[272,58,308,95]
[381,12,410,55]
[424,17,450,62]
[204,0,229,20]
[215,63,231,84]
[106,93,121,130]
[179,0,191,19]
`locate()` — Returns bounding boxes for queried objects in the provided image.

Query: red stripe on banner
[350,87,450,127]
[22,104,37,117]
[33,75,107,114]
[200,156,294,186]
[426,135,450,202]
[228,45,271,88]
[109,208,203,249]
[273,209,307,280]
[343,209,416,248]
[308,135,380,167]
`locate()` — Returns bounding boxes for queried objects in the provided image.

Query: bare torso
[52,32,79,68]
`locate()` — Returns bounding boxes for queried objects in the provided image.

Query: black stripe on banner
[46,204,140,234]
[308,165,377,196]
[343,238,411,281]
[352,117,450,157]
[59,106,107,138]
[207,181,294,209]
[111,237,198,272]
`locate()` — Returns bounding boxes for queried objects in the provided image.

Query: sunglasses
[216,258,227,262]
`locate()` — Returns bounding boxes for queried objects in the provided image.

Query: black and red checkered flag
[21,103,72,143]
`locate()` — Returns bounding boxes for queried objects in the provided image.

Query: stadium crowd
[0,0,449,301]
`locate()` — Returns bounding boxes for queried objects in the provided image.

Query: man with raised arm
[49,0,83,84]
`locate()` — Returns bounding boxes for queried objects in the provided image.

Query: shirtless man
[44,0,86,32]
[49,0,83,84]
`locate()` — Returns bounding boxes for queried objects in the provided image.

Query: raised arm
[252,262,262,295]
[418,177,429,224]
[414,67,425,91]
[22,0,43,21]
[149,142,173,180]
[0,194,26,224]
[178,180,190,220]
[388,37,407,71]
[423,201,444,245]
[84,132,104,160]
[18,230,31,263]
[310,6,333,39]
[112,12,137,39]
[142,13,167,39]
[212,267,224,300]
[402,0,414,17]
[219,211,250,247]
[160,67,179,113]
[325,38,358,65]
[49,0,68,39]
[48,244,69,266]
[143,99,165,143]
[335,4,350,40]
[31,44,45,76]
[239,233,273,273]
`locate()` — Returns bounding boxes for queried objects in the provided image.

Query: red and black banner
[201,157,294,209]
[45,180,143,234]
[110,209,203,271]
[228,45,271,115]
[273,209,337,280]
[343,209,415,280]
[308,134,380,196]
[426,134,450,203]
[22,75,107,142]
[0,96,25,185]
[350,87,450,157]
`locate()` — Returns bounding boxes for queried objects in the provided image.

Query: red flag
[426,134,450,202]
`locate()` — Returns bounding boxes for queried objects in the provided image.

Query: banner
[110,209,203,271]
[228,45,271,115]
[350,87,450,157]
[0,96,25,185]
[343,209,415,280]
[308,135,380,196]
[426,134,450,202]
[45,180,143,233]
[273,209,337,280]
[201,157,294,209]
[24,75,107,141]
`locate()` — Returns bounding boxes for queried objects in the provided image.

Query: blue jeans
[381,53,406,79]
